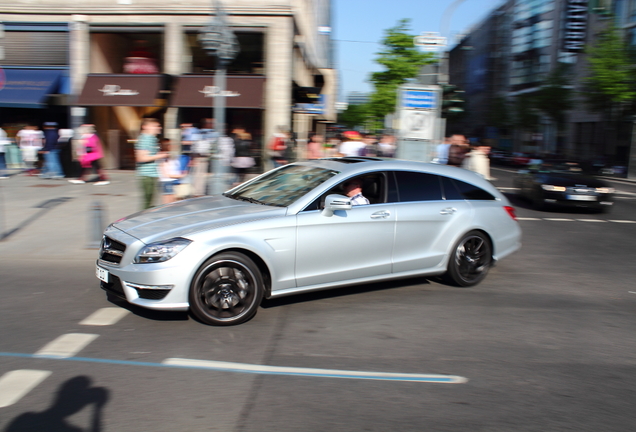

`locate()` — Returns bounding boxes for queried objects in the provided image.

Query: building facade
[0,0,337,169]
[447,0,636,172]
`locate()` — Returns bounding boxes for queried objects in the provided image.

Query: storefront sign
[77,74,165,106]
[199,86,240,98]
[171,75,264,108]
[0,68,62,108]
[563,0,588,52]
[99,85,140,96]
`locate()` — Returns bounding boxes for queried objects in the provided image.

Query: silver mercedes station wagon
[97,157,521,325]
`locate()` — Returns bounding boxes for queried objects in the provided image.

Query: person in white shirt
[342,178,369,206]
[16,125,44,175]
[339,131,365,157]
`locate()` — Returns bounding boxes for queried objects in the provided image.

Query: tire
[444,231,492,287]
[189,252,264,326]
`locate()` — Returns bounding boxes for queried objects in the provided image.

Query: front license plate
[567,195,596,201]
[96,265,109,283]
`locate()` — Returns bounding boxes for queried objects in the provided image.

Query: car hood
[112,195,286,242]
[538,172,608,188]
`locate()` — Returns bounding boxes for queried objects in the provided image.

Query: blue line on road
[0,352,466,384]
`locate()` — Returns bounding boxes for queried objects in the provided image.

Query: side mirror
[322,194,352,216]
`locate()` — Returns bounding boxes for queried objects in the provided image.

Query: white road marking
[34,333,99,358]
[162,358,467,383]
[517,217,541,221]
[0,370,51,408]
[80,307,129,326]
[629,292,636,294]
[543,218,574,221]
[609,220,636,224]
[576,219,606,223]
[497,187,520,191]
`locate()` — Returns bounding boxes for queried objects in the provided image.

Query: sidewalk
[0,170,144,261]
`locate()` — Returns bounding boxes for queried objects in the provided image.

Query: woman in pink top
[69,124,109,185]
[306,133,324,159]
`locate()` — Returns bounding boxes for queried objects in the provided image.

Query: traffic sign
[414,32,447,49]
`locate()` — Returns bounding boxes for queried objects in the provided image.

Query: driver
[342,178,369,206]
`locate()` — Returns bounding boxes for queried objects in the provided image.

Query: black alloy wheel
[189,252,264,326]
[445,231,492,287]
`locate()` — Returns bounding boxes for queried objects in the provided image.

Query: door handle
[440,207,457,215]
[371,210,391,219]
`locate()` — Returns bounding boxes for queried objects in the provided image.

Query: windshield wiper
[229,195,267,205]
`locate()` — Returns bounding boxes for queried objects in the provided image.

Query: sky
[332,0,504,101]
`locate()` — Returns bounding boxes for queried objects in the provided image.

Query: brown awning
[77,74,166,106]
[170,75,265,109]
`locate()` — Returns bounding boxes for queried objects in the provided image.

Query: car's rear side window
[393,171,442,202]
[441,176,496,201]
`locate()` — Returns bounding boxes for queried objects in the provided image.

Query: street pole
[199,0,239,195]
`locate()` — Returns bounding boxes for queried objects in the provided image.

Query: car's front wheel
[189,252,264,326]
[445,231,492,287]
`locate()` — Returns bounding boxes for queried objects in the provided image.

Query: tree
[367,19,435,123]
[338,103,371,130]
[583,24,636,119]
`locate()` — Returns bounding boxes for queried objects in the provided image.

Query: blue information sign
[403,90,436,109]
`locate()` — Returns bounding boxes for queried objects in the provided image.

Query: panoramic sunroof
[322,157,383,164]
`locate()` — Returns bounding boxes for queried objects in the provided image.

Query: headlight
[595,187,615,194]
[541,185,566,192]
[135,238,192,264]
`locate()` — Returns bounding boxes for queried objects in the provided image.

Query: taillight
[503,206,517,221]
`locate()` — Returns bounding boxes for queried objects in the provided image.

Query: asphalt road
[1,167,636,431]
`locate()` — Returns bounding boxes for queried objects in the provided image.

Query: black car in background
[513,161,615,212]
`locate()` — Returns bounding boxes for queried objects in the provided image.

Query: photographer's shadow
[5,376,109,432]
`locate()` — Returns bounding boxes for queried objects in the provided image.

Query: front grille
[135,289,171,300]
[100,236,126,264]
[100,275,126,300]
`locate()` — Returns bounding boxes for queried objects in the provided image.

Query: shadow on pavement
[4,376,109,432]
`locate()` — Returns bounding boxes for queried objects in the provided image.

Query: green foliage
[368,19,435,119]
[583,24,636,117]
[338,103,371,129]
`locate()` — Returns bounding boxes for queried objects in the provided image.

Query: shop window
[185,31,264,75]
[90,32,163,74]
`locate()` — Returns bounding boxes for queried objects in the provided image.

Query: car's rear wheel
[189,252,264,326]
[445,231,492,287]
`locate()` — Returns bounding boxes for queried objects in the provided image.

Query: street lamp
[198,0,239,195]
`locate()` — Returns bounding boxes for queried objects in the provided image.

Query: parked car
[97,158,522,325]
[513,161,615,212]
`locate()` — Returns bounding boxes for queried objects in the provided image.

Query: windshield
[224,165,339,207]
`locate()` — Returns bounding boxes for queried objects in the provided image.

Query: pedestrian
[0,127,9,178]
[16,125,44,175]
[191,118,217,196]
[462,139,493,180]
[57,128,76,178]
[41,122,64,179]
[377,133,396,157]
[135,118,169,209]
[339,131,364,157]
[435,135,452,164]
[159,138,187,204]
[230,126,255,185]
[179,122,199,156]
[268,126,289,167]
[447,133,469,167]
[306,132,324,159]
[69,124,109,185]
